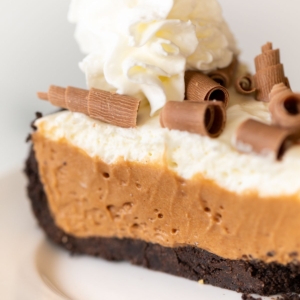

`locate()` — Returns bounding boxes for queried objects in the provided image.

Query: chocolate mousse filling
[30,131,300,265]
[25,146,300,296]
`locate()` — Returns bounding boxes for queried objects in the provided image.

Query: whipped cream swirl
[69,0,237,115]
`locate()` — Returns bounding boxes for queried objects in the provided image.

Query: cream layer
[35,89,300,197]
[33,132,300,265]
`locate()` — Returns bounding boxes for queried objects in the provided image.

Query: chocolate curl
[234,119,300,160]
[160,101,226,138]
[255,48,280,71]
[65,86,89,115]
[235,74,256,95]
[185,71,229,107]
[37,85,140,128]
[37,92,48,101]
[269,83,300,130]
[262,42,272,53]
[254,42,287,102]
[207,57,238,88]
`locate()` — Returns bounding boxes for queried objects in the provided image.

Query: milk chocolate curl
[65,86,89,115]
[254,42,287,102]
[160,101,226,138]
[234,119,300,160]
[38,86,88,113]
[37,92,48,101]
[88,88,139,128]
[269,83,300,130]
[48,86,67,107]
[262,42,273,53]
[185,71,229,107]
[255,49,280,71]
[235,74,256,95]
[37,86,140,128]
[208,57,238,88]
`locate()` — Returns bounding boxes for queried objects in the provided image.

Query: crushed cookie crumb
[61,236,68,244]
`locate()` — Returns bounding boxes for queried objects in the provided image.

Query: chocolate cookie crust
[25,148,300,296]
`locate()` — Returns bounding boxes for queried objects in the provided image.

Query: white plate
[0,168,272,300]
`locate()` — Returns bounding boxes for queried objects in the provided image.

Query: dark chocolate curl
[160,101,226,138]
[37,86,140,128]
[185,71,229,107]
[269,83,300,130]
[235,75,256,95]
[253,43,287,102]
[234,119,300,160]
[207,56,238,88]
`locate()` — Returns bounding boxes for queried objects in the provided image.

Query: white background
[1,0,300,175]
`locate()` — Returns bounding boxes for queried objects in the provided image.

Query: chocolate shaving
[234,119,300,160]
[160,101,226,138]
[185,71,229,107]
[235,74,256,95]
[207,56,238,88]
[37,86,140,128]
[254,42,288,102]
[269,83,300,130]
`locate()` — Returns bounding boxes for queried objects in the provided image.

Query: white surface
[0,170,247,300]
[1,0,300,299]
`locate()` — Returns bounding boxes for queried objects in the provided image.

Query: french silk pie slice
[25,0,300,296]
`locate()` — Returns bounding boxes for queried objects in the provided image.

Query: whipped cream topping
[36,89,300,198]
[68,0,237,115]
